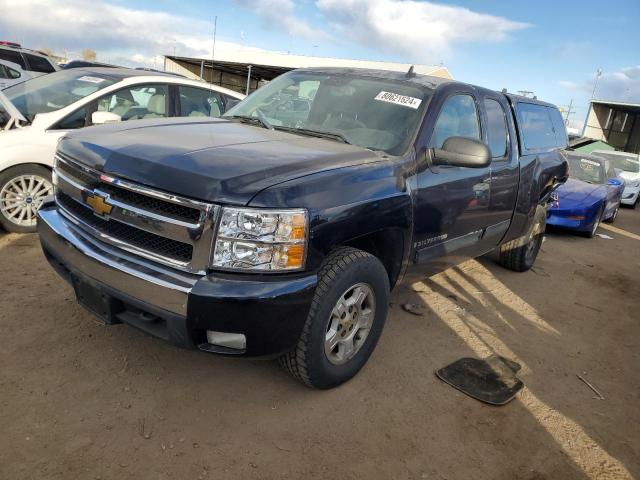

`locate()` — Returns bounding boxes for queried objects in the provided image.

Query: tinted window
[54,108,87,130]
[0,65,7,79]
[24,54,55,73]
[432,95,481,148]
[96,84,168,121]
[6,65,21,79]
[548,106,568,148]
[0,48,26,69]
[179,86,224,117]
[517,103,556,150]
[484,99,508,158]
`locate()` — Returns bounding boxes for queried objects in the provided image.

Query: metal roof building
[163,50,453,95]
[582,100,640,154]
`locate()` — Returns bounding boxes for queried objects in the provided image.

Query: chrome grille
[53,153,217,274]
[57,192,194,262]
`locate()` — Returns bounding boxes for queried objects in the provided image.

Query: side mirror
[607,178,623,187]
[92,111,121,125]
[432,136,491,168]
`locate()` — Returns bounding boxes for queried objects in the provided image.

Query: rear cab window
[514,102,567,152]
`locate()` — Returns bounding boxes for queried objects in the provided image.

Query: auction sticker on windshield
[374,91,422,109]
[78,76,105,84]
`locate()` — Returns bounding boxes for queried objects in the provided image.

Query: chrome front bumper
[37,206,199,316]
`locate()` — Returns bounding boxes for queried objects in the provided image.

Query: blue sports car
[547,152,625,237]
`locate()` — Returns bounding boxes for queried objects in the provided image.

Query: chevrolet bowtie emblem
[85,192,113,217]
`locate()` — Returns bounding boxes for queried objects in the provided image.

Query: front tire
[0,164,53,233]
[585,205,603,238]
[280,247,390,389]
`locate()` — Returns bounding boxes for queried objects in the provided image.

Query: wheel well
[343,228,405,288]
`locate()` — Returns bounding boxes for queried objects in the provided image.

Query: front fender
[248,160,414,273]
[0,134,58,173]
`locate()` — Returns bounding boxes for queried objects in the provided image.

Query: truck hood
[555,178,604,203]
[58,117,383,205]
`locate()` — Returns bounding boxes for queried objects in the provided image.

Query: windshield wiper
[274,126,351,145]
[225,114,273,130]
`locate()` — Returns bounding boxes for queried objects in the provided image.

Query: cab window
[432,94,481,148]
[484,99,508,158]
[517,103,556,150]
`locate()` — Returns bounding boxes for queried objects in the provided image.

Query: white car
[0,60,31,89]
[0,68,245,232]
[592,150,640,208]
[0,43,60,77]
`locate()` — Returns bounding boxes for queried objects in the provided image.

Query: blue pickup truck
[37,68,568,388]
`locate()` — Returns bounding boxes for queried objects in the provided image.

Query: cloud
[560,66,640,103]
[0,0,265,66]
[235,0,330,41]
[316,0,530,62]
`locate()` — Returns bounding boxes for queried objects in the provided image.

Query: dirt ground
[1,208,639,480]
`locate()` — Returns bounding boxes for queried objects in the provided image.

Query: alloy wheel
[0,174,53,228]
[324,283,376,365]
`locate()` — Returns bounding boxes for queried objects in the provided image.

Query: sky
[1,0,639,130]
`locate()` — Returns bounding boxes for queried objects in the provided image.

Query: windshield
[567,155,606,184]
[2,70,117,121]
[591,151,640,173]
[224,71,430,155]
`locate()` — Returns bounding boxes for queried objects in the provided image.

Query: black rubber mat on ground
[436,355,524,405]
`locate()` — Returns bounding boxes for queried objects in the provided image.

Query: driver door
[413,87,491,273]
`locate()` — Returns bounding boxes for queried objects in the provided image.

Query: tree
[39,47,54,57]
[81,48,97,61]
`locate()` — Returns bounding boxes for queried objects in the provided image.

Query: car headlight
[212,207,307,271]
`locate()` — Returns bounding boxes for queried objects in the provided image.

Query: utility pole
[563,99,574,125]
[211,16,217,84]
[591,68,602,100]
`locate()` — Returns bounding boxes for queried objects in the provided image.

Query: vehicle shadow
[389,255,637,479]
[1,231,637,479]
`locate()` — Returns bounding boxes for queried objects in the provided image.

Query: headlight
[212,207,307,271]
[51,156,59,193]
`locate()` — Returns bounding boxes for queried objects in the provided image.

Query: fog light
[206,330,246,350]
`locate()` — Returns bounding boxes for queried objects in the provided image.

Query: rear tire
[498,204,546,272]
[279,247,390,389]
[0,164,53,233]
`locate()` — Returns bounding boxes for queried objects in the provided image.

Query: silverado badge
[84,192,113,217]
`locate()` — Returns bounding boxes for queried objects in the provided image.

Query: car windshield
[567,155,606,184]
[224,71,431,155]
[2,69,117,121]
[592,151,640,173]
